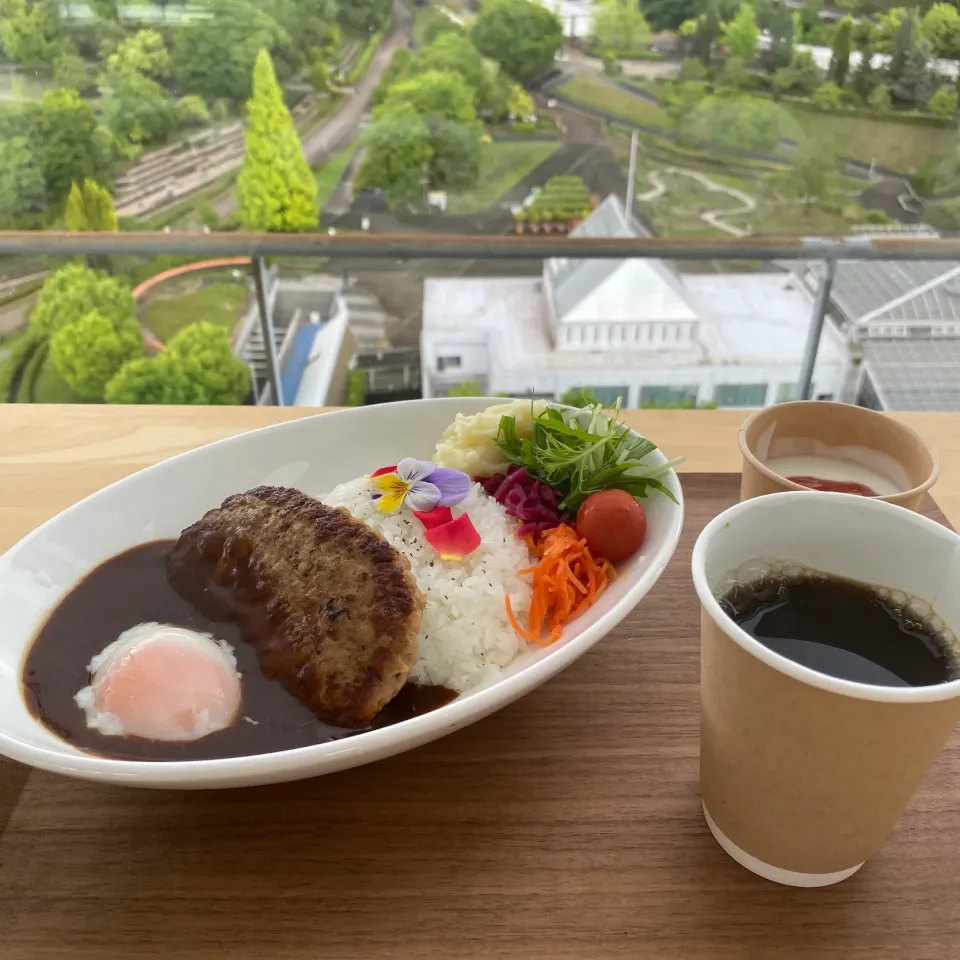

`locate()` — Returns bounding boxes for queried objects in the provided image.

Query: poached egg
[75,623,242,742]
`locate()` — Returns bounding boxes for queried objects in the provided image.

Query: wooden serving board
[1,474,958,960]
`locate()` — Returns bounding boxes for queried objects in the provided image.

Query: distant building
[536,0,595,39]
[421,195,846,408]
[794,255,960,411]
[234,271,356,406]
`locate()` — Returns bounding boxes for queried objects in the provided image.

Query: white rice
[321,478,533,692]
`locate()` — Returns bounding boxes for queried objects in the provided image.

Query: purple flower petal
[424,467,472,507]
[397,458,436,484]
[405,480,441,512]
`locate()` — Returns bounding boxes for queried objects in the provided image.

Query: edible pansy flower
[425,514,482,560]
[412,506,454,529]
[369,458,471,514]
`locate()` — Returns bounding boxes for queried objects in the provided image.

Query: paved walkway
[302,0,413,165]
[636,167,756,237]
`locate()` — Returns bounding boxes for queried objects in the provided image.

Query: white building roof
[422,271,845,372]
[863,339,960,411]
[686,273,843,365]
[545,195,699,326]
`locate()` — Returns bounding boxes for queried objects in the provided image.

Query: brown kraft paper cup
[692,491,960,886]
[739,401,938,511]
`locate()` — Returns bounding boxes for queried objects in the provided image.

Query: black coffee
[719,567,959,688]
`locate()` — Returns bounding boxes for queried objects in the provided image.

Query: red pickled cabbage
[479,466,569,537]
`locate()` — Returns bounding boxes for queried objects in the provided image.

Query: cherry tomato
[576,489,647,562]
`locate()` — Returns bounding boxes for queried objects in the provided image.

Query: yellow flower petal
[371,472,409,513]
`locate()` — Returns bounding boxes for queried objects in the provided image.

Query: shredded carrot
[506,523,617,646]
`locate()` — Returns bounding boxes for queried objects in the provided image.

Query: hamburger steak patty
[167,486,425,727]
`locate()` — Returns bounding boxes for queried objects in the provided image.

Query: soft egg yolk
[75,623,242,742]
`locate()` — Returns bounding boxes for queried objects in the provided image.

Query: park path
[636,167,756,237]
[301,0,413,165]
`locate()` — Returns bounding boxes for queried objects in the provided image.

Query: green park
[1,0,960,405]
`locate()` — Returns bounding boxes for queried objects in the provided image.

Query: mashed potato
[434,399,547,478]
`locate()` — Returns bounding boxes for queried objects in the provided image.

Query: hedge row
[347,368,367,406]
[784,96,954,129]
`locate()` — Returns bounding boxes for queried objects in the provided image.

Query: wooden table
[3,405,960,540]
[2,405,960,960]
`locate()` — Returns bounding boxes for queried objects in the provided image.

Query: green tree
[679,57,707,81]
[682,95,797,155]
[851,23,878,102]
[922,3,960,61]
[868,83,892,110]
[720,4,759,63]
[719,55,748,90]
[767,1,794,72]
[34,89,106,207]
[373,48,413,105]
[560,386,600,407]
[380,70,483,189]
[403,32,508,116]
[830,17,852,87]
[100,68,179,146]
[696,0,722,65]
[105,354,194,404]
[311,60,330,92]
[813,80,844,110]
[771,66,795,99]
[639,0,700,32]
[928,86,958,119]
[358,103,434,209]
[31,264,135,340]
[0,0,63,69]
[417,8,464,47]
[507,83,535,119]
[893,31,936,106]
[53,52,92,93]
[449,380,484,398]
[106,29,171,80]
[238,49,318,232]
[790,49,822,95]
[65,179,118,232]
[336,0,391,33]
[165,322,251,405]
[471,0,564,84]
[794,151,834,212]
[176,94,212,127]
[665,81,707,128]
[593,0,651,52]
[875,7,909,55]
[172,0,291,104]
[0,136,47,227]
[797,0,823,41]
[49,310,144,400]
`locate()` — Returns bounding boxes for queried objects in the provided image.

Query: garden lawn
[31,353,89,404]
[447,140,559,214]
[141,281,249,344]
[314,146,357,211]
[557,76,667,130]
[785,107,956,173]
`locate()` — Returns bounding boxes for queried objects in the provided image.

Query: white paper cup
[692,491,960,887]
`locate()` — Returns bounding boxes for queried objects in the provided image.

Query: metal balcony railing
[5,230,960,406]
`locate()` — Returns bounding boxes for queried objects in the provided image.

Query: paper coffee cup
[692,491,960,887]
[739,401,938,511]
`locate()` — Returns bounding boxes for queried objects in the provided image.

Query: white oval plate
[0,398,684,789]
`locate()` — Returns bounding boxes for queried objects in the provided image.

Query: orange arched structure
[133,257,253,350]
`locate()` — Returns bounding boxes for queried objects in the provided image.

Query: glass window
[776,383,797,404]
[590,386,629,407]
[639,386,699,408]
[437,356,461,372]
[714,384,767,408]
